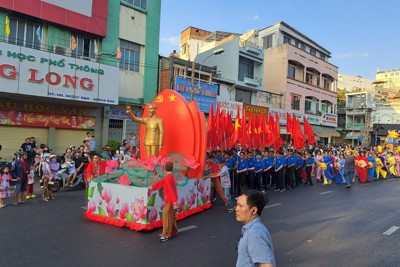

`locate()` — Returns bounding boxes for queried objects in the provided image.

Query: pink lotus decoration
[131,198,148,221]
[106,202,116,217]
[177,197,186,213]
[159,157,170,167]
[116,174,131,186]
[118,203,130,219]
[148,207,158,223]
[183,157,200,169]
[116,197,120,204]
[87,200,96,213]
[105,160,119,174]
[101,188,112,204]
[143,155,161,171]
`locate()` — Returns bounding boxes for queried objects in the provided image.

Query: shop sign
[107,105,143,119]
[321,113,338,127]
[0,42,119,104]
[216,98,243,119]
[268,108,287,124]
[243,104,269,119]
[175,77,217,113]
[0,100,91,116]
[304,114,321,125]
[0,110,95,129]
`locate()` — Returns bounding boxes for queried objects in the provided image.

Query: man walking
[235,190,275,267]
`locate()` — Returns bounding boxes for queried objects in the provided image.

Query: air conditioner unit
[53,45,71,56]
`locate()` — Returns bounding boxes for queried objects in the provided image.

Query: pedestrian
[0,166,11,208]
[274,151,285,192]
[304,152,314,186]
[149,161,178,242]
[235,190,275,267]
[236,151,249,196]
[25,165,36,199]
[10,152,29,205]
[343,147,355,188]
[129,132,137,152]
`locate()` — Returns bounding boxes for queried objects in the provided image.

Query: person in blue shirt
[274,151,286,192]
[304,152,314,186]
[253,150,265,191]
[246,151,256,189]
[236,151,249,196]
[262,150,274,192]
[225,150,236,196]
[294,152,304,187]
[235,190,275,267]
[285,149,297,189]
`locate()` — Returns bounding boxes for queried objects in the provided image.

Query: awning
[344,132,362,140]
[311,125,341,138]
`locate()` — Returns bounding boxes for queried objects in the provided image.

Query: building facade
[0,0,160,160]
[257,21,340,144]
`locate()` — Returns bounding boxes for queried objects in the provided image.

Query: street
[1,178,400,267]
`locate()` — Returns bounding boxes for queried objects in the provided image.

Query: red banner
[0,110,95,129]
[243,104,269,119]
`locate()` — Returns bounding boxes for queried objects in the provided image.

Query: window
[323,79,330,90]
[306,73,313,84]
[283,36,291,44]
[305,100,312,112]
[291,94,300,110]
[288,65,296,79]
[300,44,306,51]
[238,56,254,81]
[7,17,41,50]
[310,49,316,56]
[321,103,328,113]
[320,53,326,61]
[235,89,252,104]
[294,41,299,48]
[121,0,146,9]
[263,34,273,49]
[119,40,141,72]
[71,34,98,59]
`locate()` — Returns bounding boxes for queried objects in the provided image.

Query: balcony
[239,39,263,59]
[244,77,261,86]
[346,123,365,131]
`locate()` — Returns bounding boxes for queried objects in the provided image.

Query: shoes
[31,194,36,198]
[40,186,43,189]
[160,236,170,242]
[171,232,178,237]
[26,195,31,199]
[280,189,286,193]
[345,184,351,188]
[0,204,4,208]
[17,201,24,204]
[13,203,19,206]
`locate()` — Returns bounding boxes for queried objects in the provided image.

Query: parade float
[85,89,211,231]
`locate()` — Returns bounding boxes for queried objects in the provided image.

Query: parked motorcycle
[52,163,85,192]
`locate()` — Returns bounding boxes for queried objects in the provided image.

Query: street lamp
[190,48,224,101]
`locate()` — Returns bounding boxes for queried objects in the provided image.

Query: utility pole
[190,61,195,101]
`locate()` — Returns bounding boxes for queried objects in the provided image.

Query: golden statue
[125,104,164,157]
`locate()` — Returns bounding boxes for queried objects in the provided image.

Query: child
[41,168,54,201]
[65,155,76,185]
[26,166,36,199]
[0,166,11,208]
[149,161,178,242]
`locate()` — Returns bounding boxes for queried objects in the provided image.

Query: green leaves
[98,206,106,216]
[147,192,157,207]
[87,187,95,198]
[97,182,104,195]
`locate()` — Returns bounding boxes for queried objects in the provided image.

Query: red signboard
[243,104,269,119]
[0,0,108,37]
[0,110,95,129]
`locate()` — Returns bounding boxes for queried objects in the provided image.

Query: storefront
[0,42,119,160]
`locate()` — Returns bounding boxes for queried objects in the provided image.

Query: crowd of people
[204,141,398,210]
[0,131,141,207]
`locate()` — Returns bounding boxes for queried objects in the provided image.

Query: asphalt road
[1,178,400,267]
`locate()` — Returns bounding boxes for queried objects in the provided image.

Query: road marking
[178,225,198,232]
[264,203,282,209]
[383,226,400,236]
[318,191,333,195]
[81,206,87,210]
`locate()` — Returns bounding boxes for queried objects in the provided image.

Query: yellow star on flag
[169,94,177,102]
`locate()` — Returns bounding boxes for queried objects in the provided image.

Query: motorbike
[52,163,85,192]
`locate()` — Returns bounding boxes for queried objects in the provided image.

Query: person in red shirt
[84,154,106,187]
[149,161,178,242]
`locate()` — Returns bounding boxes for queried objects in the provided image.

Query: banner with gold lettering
[0,110,95,129]
[243,104,269,119]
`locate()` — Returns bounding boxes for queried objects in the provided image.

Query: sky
[159,0,400,80]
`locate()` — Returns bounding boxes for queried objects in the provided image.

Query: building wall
[142,0,161,103]
[119,6,146,45]
[376,69,400,89]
